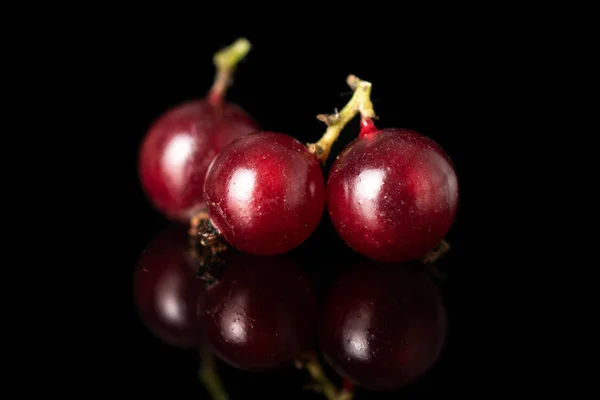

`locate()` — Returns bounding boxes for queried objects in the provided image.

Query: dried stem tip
[213,38,251,71]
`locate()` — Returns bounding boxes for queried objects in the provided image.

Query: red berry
[328,128,458,262]
[202,253,317,370]
[138,39,259,223]
[133,226,206,348]
[320,262,447,391]
[325,75,459,262]
[203,131,325,255]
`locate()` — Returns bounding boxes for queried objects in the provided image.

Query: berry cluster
[134,38,458,399]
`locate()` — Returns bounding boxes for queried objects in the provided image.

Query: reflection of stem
[422,239,451,264]
[342,379,354,397]
[298,352,354,400]
[198,350,229,400]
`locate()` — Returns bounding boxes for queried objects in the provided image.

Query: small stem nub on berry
[207,38,251,106]
[359,117,379,137]
[189,209,228,255]
[308,74,377,163]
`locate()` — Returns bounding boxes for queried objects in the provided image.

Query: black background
[117,25,481,399]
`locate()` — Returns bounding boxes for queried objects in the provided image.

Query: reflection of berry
[133,227,205,347]
[203,254,316,370]
[320,263,447,391]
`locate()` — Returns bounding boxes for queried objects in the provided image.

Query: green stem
[207,38,251,106]
[198,350,229,400]
[307,74,376,163]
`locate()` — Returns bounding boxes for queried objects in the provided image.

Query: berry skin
[203,131,325,255]
[133,226,206,348]
[319,262,447,391]
[202,253,317,370]
[327,127,459,263]
[138,39,258,223]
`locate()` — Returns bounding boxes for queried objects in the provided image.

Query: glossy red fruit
[133,226,206,348]
[327,127,459,263]
[320,262,447,391]
[138,39,259,223]
[139,101,258,222]
[203,131,325,255]
[202,253,317,370]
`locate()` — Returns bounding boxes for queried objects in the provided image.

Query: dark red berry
[133,226,206,348]
[320,262,447,391]
[202,253,317,370]
[203,131,325,255]
[327,127,458,263]
[138,39,259,223]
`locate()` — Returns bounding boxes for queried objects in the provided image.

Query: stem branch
[208,38,251,106]
[308,74,376,163]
